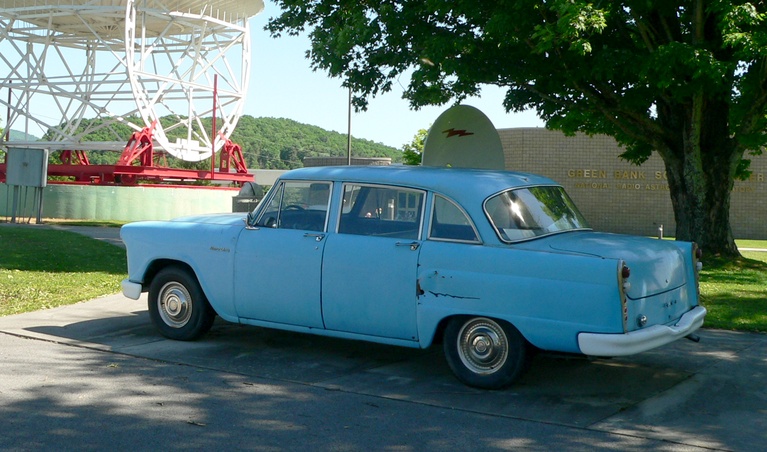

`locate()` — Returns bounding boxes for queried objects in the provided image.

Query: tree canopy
[401,128,427,165]
[268,0,767,256]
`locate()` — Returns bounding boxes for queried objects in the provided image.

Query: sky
[0,0,543,151]
[245,1,544,149]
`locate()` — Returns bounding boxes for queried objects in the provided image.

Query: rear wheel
[148,266,215,341]
[443,316,529,389]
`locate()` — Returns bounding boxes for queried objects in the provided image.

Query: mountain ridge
[4,116,401,169]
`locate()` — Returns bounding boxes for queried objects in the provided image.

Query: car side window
[257,181,330,231]
[429,195,480,243]
[338,184,424,239]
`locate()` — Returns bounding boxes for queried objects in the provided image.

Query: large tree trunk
[661,95,741,257]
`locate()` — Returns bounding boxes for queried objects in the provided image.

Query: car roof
[277,165,559,200]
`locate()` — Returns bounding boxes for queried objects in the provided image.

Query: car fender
[415,241,623,353]
[121,221,242,320]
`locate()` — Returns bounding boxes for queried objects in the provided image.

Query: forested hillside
[7,129,40,142]
[26,116,402,169]
[232,116,402,168]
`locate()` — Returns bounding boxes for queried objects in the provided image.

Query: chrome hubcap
[158,282,193,329]
[457,318,508,375]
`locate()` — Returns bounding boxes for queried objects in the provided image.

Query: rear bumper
[577,305,707,357]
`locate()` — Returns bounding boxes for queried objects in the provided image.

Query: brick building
[498,128,766,239]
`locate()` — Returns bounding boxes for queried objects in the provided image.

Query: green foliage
[229,116,402,169]
[40,115,402,169]
[5,129,40,142]
[42,116,143,144]
[401,128,427,165]
[269,0,766,159]
[699,253,767,333]
[268,0,767,255]
[0,226,127,316]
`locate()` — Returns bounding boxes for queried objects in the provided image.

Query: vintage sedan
[121,165,706,389]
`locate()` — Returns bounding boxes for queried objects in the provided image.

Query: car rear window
[485,186,590,242]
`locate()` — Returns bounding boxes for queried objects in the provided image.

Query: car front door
[321,184,424,341]
[234,181,331,327]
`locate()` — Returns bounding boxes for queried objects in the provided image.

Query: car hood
[517,232,688,299]
[169,213,247,226]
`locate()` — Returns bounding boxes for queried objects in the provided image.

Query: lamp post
[347,87,352,165]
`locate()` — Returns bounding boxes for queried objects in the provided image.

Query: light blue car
[121,165,706,389]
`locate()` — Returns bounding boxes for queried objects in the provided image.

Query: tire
[148,266,216,341]
[443,316,529,389]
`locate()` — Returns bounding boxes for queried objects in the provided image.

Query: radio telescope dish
[0,0,264,162]
[422,104,506,170]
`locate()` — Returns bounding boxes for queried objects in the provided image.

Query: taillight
[693,243,702,294]
[618,260,630,332]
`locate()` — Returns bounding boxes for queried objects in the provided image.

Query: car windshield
[485,186,590,242]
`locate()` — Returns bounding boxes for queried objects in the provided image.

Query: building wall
[499,128,767,239]
[0,184,239,222]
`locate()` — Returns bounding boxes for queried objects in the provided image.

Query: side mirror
[245,211,257,229]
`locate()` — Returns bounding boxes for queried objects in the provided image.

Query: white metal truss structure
[0,0,264,161]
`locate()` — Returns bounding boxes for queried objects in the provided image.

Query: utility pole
[347,87,352,165]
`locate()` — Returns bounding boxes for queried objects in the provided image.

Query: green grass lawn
[735,239,767,250]
[1,225,766,333]
[699,250,767,333]
[0,225,127,316]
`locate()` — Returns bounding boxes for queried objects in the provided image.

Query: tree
[268,1,767,256]
[401,128,427,165]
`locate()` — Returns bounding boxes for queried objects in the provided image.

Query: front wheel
[443,316,529,389]
[148,266,215,341]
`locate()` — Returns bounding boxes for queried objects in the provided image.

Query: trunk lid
[518,232,688,299]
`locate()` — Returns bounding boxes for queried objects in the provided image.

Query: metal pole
[211,74,218,179]
[5,88,10,141]
[347,87,352,165]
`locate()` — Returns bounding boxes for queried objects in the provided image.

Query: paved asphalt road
[0,225,765,450]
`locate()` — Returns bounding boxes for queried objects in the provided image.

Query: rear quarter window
[429,195,480,243]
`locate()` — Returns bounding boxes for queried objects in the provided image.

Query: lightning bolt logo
[443,128,474,138]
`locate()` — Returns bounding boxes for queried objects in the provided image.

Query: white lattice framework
[0,0,263,161]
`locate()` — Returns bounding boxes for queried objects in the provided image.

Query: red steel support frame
[218,135,249,174]
[1,122,253,186]
[117,120,158,168]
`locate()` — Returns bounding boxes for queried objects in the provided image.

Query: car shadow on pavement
[19,303,722,430]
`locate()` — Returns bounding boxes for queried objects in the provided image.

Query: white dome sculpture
[0,0,264,161]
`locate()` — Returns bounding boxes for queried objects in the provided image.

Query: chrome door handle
[304,233,325,242]
[396,241,420,251]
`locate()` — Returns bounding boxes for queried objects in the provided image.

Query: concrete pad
[591,330,767,451]
[0,332,697,451]
[1,293,765,450]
